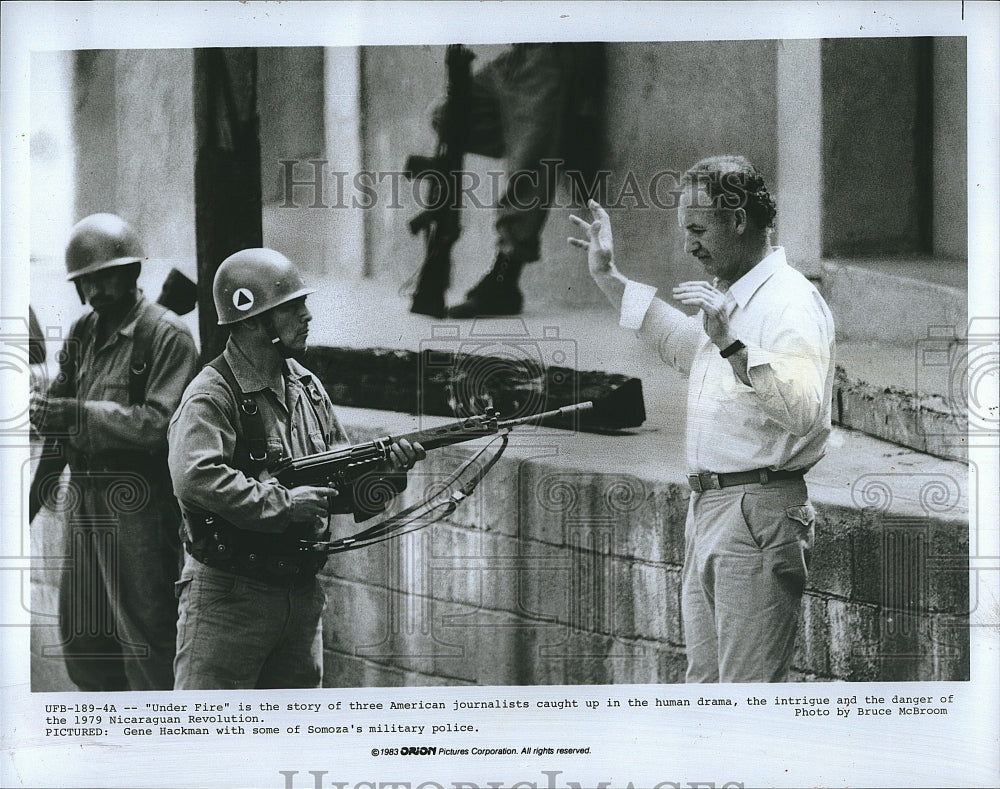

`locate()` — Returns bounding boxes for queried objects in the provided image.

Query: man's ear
[732,207,748,235]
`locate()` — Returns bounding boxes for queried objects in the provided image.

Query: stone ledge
[321,407,971,684]
[834,365,967,463]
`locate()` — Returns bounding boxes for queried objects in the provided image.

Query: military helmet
[213,248,316,325]
[65,213,144,281]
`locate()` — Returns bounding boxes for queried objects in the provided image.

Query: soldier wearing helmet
[30,213,199,691]
[167,248,424,689]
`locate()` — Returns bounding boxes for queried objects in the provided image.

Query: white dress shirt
[620,247,835,474]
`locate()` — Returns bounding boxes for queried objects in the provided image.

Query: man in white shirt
[569,155,835,683]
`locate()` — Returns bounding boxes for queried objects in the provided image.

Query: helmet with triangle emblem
[212,248,316,325]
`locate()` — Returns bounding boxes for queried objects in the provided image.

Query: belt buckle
[689,472,720,492]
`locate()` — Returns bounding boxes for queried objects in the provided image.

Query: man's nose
[81,277,103,297]
[684,234,699,254]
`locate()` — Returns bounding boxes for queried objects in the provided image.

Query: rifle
[273,401,593,528]
[404,44,475,318]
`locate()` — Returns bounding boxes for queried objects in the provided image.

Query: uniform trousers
[462,43,602,264]
[58,466,181,691]
[681,478,815,683]
[173,555,326,690]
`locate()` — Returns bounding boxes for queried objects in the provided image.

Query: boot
[446,252,524,318]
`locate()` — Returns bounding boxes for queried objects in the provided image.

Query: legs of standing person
[491,44,572,266]
[57,475,129,691]
[681,496,720,682]
[174,557,325,690]
[682,481,814,683]
[99,475,182,690]
[447,45,572,317]
[256,580,326,689]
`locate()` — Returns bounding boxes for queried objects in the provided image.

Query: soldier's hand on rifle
[386,439,426,472]
[289,485,338,523]
[568,200,619,280]
[32,396,77,434]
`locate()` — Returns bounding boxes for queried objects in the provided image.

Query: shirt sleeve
[78,322,199,454]
[621,280,704,376]
[744,292,833,437]
[167,386,294,534]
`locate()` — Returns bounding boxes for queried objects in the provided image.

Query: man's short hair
[683,155,777,230]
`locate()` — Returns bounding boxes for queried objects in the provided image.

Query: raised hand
[672,280,733,348]
[568,200,617,279]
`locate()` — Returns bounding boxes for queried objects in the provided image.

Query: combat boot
[446,252,524,318]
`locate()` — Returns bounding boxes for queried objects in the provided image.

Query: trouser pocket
[739,490,815,592]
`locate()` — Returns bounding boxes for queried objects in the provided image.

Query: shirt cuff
[619,280,658,330]
[744,342,775,371]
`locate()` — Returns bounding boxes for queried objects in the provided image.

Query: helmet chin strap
[261,313,302,362]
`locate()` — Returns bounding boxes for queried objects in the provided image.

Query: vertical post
[193,48,263,362]
[776,39,823,280]
[323,46,366,278]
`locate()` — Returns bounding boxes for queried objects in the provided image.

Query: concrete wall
[30,406,970,690]
[932,37,968,261]
[72,50,197,278]
[317,416,969,687]
[30,51,76,268]
[820,37,967,262]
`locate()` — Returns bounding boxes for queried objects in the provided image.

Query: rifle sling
[300,431,510,554]
[128,301,167,405]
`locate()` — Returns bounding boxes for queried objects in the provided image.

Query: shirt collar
[223,335,314,396]
[726,247,786,309]
[102,290,146,337]
[96,292,145,344]
[225,334,284,396]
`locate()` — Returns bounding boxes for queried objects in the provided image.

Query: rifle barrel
[498,401,593,430]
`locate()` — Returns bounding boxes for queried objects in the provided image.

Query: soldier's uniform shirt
[167,334,350,689]
[48,294,199,691]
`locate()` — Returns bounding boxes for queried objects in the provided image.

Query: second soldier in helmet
[31,213,199,691]
[167,248,424,689]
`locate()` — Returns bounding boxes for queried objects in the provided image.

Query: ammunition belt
[184,513,327,587]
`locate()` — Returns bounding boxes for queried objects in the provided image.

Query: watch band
[719,339,745,359]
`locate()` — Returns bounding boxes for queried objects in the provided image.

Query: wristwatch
[719,339,745,359]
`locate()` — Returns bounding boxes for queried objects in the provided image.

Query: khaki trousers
[681,479,815,683]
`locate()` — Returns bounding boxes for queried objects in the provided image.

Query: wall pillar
[323,47,366,278]
[776,39,823,279]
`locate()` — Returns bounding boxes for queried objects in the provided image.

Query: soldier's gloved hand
[386,439,426,471]
[289,485,338,523]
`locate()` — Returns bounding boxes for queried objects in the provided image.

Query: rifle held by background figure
[404,44,475,318]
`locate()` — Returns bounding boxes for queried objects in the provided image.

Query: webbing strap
[207,354,269,476]
[298,432,510,554]
[128,302,167,405]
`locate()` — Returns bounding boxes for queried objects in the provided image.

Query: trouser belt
[687,468,805,492]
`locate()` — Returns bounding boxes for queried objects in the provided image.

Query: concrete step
[820,258,966,345]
